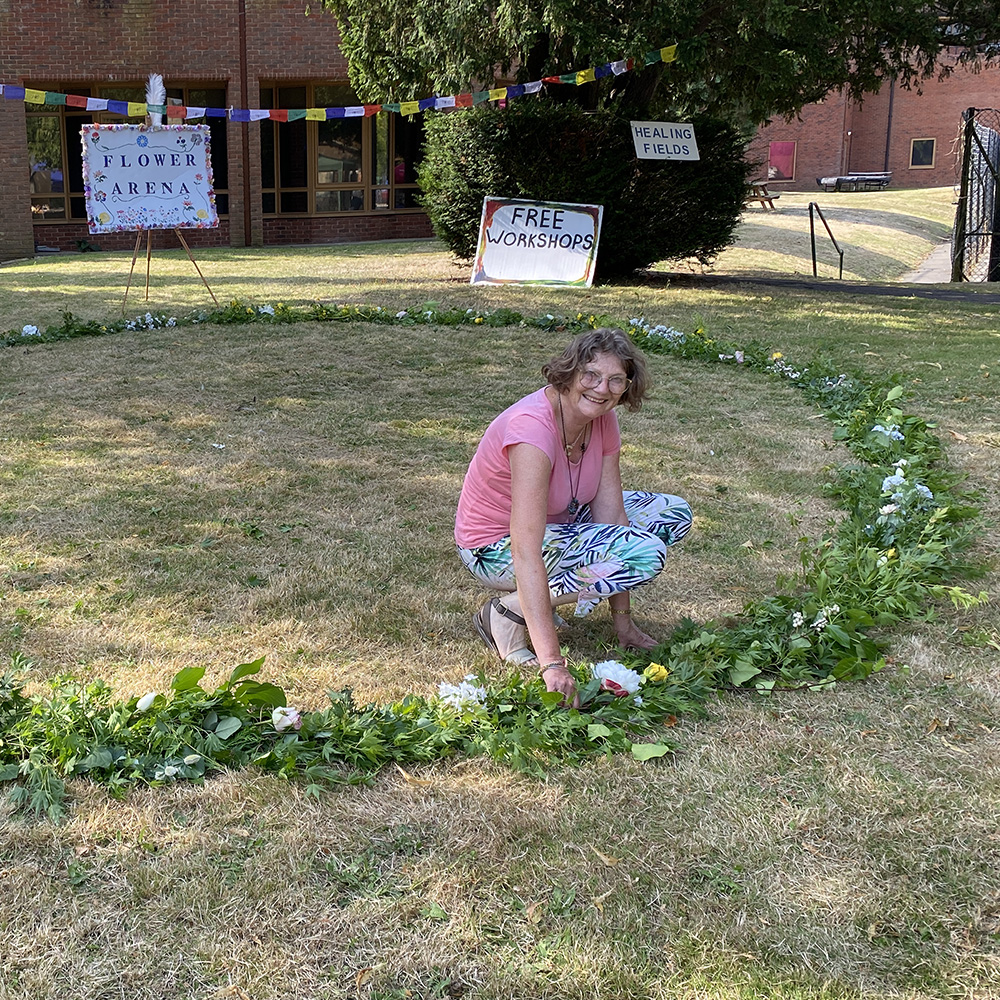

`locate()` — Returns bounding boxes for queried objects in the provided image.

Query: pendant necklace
[557,394,588,515]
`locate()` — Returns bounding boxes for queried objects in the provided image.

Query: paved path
[657,241,1000,304]
[900,240,954,283]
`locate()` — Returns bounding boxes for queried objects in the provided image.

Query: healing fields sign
[471,197,603,286]
[81,124,218,234]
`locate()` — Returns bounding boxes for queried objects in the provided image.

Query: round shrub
[418,99,751,280]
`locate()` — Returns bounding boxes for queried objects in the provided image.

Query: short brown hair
[542,328,650,412]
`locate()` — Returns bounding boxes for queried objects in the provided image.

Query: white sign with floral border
[81,124,218,234]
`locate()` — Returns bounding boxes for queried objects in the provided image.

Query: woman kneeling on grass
[455,327,692,705]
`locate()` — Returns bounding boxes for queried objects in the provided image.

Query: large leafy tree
[319,0,1000,124]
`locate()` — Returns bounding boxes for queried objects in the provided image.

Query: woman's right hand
[541,663,580,709]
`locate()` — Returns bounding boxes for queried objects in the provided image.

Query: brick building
[747,56,1000,192]
[0,0,432,261]
[4,9,997,262]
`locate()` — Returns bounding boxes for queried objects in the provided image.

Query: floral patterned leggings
[457,490,692,616]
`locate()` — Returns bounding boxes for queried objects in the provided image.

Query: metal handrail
[808,202,844,279]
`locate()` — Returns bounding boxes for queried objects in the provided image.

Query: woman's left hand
[614,616,658,652]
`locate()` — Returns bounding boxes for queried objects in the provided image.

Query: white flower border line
[0,304,986,821]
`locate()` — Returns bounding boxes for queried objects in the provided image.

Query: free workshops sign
[471,198,603,286]
[81,124,218,234]
[630,121,700,160]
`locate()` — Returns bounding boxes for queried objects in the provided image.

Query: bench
[816,172,892,192]
[745,182,781,211]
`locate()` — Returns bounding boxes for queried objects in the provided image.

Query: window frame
[909,137,936,169]
[259,81,423,217]
[766,140,797,182]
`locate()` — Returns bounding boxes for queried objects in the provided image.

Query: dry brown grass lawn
[2,230,1000,1000]
[1,321,840,706]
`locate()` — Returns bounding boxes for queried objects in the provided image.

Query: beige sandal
[473,597,538,667]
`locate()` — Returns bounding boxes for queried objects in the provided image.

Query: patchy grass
[1,232,999,1000]
[0,187,964,335]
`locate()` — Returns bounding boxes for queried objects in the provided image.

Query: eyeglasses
[579,369,631,394]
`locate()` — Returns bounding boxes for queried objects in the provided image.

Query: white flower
[881,472,906,491]
[21,324,39,337]
[734,351,744,363]
[166,317,177,327]
[438,679,487,710]
[791,612,805,628]
[183,754,201,765]
[272,705,302,732]
[893,458,909,468]
[591,660,642,696]
[872,423,905,442]
[257,304,275,316]
[396,310,408,318]
[136,691,157,712]
[879,503,899,516]
[162,765,179,778]
[633,695,644,707]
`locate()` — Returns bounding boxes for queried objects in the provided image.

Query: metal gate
[952,107,1000,282]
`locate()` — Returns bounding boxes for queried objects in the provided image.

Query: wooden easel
[122,228,219,312]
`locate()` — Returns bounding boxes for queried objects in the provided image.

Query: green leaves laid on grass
[1,301,598,349]
[0,656,701,822]
[625,318,986,690]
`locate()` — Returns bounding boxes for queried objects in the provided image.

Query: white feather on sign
[146,73,165,125]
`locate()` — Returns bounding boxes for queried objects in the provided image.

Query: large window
[25,84,229,223]
[259,83,424,215]
[767,141,796,181]
[910,138,936,169]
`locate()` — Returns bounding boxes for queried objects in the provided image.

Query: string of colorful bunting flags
[0,45,676,121]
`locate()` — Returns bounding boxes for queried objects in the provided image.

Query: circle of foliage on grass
[0,301,986,821]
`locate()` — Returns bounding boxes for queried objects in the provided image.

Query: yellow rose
[644,662,669,682]
[771,351,783,359]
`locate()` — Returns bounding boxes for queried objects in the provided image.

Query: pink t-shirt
[455,387,621,548]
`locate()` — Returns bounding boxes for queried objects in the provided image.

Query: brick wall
[747,94,850,191]
[751,58,1000,192]
[0,0,429,261]
[0,100,35,260]
[262,213,434,245]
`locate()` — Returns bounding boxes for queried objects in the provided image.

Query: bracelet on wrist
[540,659,566,674]
[611,608,631,616]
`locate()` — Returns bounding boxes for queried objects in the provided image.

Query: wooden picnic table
[746,182,781,211]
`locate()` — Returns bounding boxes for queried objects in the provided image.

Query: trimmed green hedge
[418,100,751,280]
